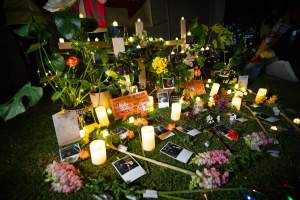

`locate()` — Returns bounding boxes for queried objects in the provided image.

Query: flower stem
[159,187,248,195]
[109,145,196,176]
[159,194,188,200]
[243,104,268,134]
[137,128,150,173]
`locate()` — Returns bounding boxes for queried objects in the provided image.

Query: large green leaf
[55,11,81,40]
[51,91,63,102]
[0,82,43,121]
[47,53,65,72]
[26,42,45,53]
[14,24,30,37]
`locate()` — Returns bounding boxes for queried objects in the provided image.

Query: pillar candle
[135,18,144,37]
[171,102,181,121]
[255,88,267,104]
[209,83,220,97]
[90,140,106,165]
[231,96,242,110]
[180,17,186,41]
[141,126,155,151]
[95,106,110,127]
[59,38,64,43]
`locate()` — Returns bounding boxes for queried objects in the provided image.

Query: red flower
[66,56,79,68]
[213,93,220,100]
[227,129,239,140]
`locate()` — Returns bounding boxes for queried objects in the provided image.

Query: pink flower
[191,150,231,166]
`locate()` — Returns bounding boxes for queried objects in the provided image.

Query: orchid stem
[243,104,268,134]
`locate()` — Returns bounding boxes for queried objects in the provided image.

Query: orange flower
[66,56,79,68]
[79,150,90,160]
[127,131,135,139]
[167,123,175,131]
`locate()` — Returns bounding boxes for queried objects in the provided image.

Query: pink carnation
[191,150,231,166]
[191,168,229,189]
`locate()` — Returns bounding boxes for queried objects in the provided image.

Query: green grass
[1,75,300,200]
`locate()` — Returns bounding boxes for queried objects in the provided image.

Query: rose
[66,56,79,68]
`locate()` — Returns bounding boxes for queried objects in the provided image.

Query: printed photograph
[157,92,169,103]
[113,155,139,175]
[160,142,183,158]
[162,77,175,89]
[77,110,96,127]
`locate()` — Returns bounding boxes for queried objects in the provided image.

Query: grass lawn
[1,75,300,200]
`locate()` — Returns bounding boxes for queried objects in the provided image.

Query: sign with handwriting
[110,91,149,119]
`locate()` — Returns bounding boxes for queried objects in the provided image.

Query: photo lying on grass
[162,77,175,89]
[160,142,183,158]
[59,143,81,162]
[112,155,140,175]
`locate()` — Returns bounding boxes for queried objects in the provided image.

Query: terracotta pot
[89,91,112,108]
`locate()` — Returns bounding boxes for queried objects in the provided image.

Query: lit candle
[231,96,242,110]
[196,96,201,102]
[293,118,300,125]
[234,84,239,90]
[227,89,232,95]
[79,129,85,138]
[205,84,210,88]
[234,91,244,98]
[95,106,110,127]
[141,126,155,151]
[208,97,215,108]
[59,38,64,43]
[180,17,186,42]
[207,79,212,83]
[106,108,112,115]
[255,88,268,104]
[90,140,106,165]
[112,20,118,27]
[148,96,154,112]
[135,18,144,37]
[210,83,220,97]
[270,126,278,131]
[187,31,191,36]
[87,37,90,42]
[129,116,135,123]
[79,13,84,18]
[171,102,181,121]
[95,37,99,42]
[136,44,141,49]
[128,36,134,43]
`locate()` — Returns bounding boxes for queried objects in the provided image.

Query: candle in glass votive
[135,18,144,37]
[129,116,135,123]
[231,96,242,110]
[95,106,110,127]
[255,88,267,104]
[210,83,220,97]
[112,20,118,27]
[106,108,112,115]
[90,140,106,165]
[59,38,64,43]
[171,102,181,121]
[141,126,155,151]
[207,79,212,83]
[95,37,99,42]
[79,129,85,138]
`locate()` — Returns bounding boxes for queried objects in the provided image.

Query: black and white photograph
[213,125,230,135]
[112,155,146,183]
[176,125,200,137]
[113,127,129,140]
[59,143,81,162]
[157,91,169,108]
[162,77,175,89]
[160,142,193,163]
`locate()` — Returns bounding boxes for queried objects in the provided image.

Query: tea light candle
[95,37,99,42]
[171,102,181,121]
[255,88,268,104]
[79,129,85,138]
[112,20,118,27]
[129,116,135,123]
[210,83,220,97]
[135,18,144,37]
[227,89,232,95]
[231,96,242,110]
[90,140,106,165]
[148,96,154,111]
[234,91,244,98]
[59,38,64,43]
[293,118,300,125]
[128,36,134,43]
[106,108,112,115]
[141,126,155,151]
[207,79,212,83]
[95,106,110,127]
[234,84,239,90]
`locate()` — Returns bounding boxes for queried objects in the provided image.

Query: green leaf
[39,75,56,83]
[51,91,63,102]
[0,82,43,121]
[14,24,30,37]
[55,11,81,40]
[48,53,65,72]
[26,42,45,54]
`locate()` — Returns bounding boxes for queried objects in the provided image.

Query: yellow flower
[266,95,278,105]
[152,57,168,75]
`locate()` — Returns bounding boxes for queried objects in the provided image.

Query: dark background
[1,0,299,102]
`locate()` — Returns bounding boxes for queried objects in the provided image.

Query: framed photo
[59,143,81,163]
[160,142,193,163]
[77,109,97,127]
[176,125,200,137]
[162,77,175,89]
[213,124,230,135]
[155,125,175,140]
[157,91,169,108]
[112,155,146,183]
[238,75,249,90]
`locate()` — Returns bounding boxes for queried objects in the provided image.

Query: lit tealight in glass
[103,130,109,137]
[106,108,112,115]
[187,31,191,36]
[207,79,212,83]
[79,13,84,18]
[196,96,201,102]
[293,118,300,125]
[181,16,185,20]
[234,84,239,90]
[205,46,209,50]
[136,44,141,49]
[95,37,99,42]
[128,36,134,43]
[59,38,65,43]
[87,37,90,42]
[79,129,85,138]
[175,37,179,41]
[205,84,210,88]
[270,126,278,131]
[112,20,118,27]
[227,89,232,95]
[129,116,135,123]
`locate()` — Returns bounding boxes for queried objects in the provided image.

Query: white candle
[141,126,155,151]
[95,106,110,127]
[255,88,267,104]
[207,79,212,83]
[209,83,220,97]
[128,36,134,43]
[171,102,181,121]
[148,96,154,111]
[293,118,300,125]
[79,129,85,138]
[59,38,64,43]
[135,18,144,37]
[129,116,135,123]
[95,37,99,42]
[79,13,84,18]
[90,140,106,165]
[112,20,118,27]
[231,96,242,110]
[227,89,232,95]
[180,17,186,41]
